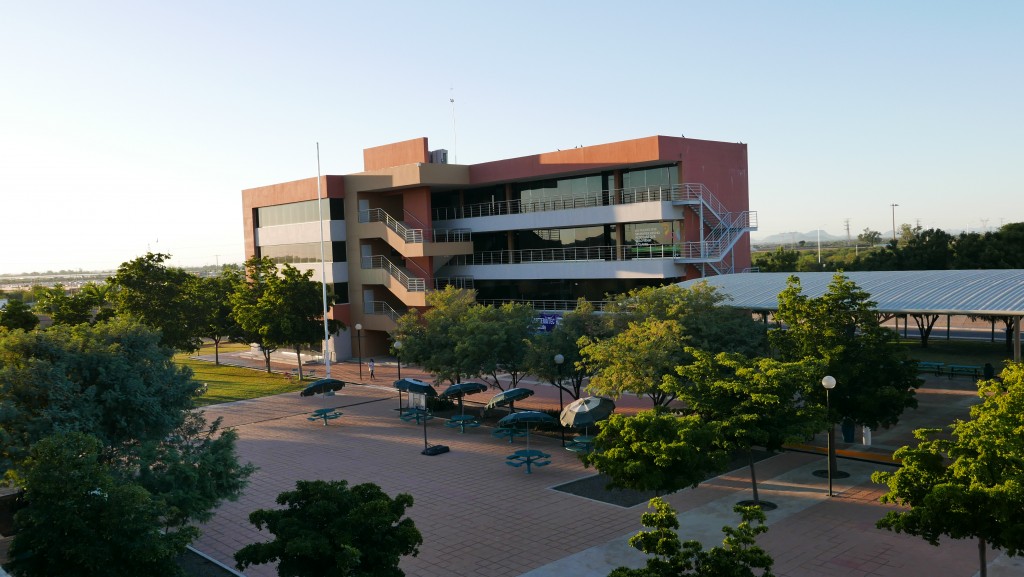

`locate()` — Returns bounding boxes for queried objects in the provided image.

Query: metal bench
[947,364,981,379]
[917,361,944,376]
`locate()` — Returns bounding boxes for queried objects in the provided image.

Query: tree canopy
[872,362,1024,577]
[769,273,920,430]
[234,479,422,577]
[0,299,38,332]
[609,498,775,577]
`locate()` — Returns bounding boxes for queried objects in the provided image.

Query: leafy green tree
[582,318,687,406]
[32,284,93,326]
[393,286,477,384]
[872,363,1024,577]
[770,274,920,470]
[858,228,882,246]
[752,246,798,272]
[230,256,282,373]
[457,301,535,390]
[234,479,423,577]
[526,299,608,400]
[7,432,196,577]
[0,299,38,331]
[79,280,116,322]
[264,264,343,379]
[0,319,253,528]
[109,252,205,351]
[584,410,729,494]
[609,498,774,577]
[674,349,827,506]
[195,269,241,365]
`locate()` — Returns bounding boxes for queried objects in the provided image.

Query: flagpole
[316,142,331,379]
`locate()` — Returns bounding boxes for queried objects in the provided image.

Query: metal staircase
[671,183,758,275]
[360,255,426,292]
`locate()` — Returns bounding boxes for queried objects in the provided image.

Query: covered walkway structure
[678,270,1024,361]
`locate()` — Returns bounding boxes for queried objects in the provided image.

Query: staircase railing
[361,255,426,292]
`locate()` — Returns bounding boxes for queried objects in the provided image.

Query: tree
[872,363,1024,577]
[583,318,687,406]
[109,252,205,352]
[674,349,827,506]
[196,269,241,365]
[0,318,253,528]
[263,264,343,379]
[752,246,799,272]
[0,299,38,331]
[393,286,477,384]
[609,498,774,577]
[459,302,536,390]
[584,410,729,494]
[78,281,116,322]
[858,228,882,246]
[6,432,196,577]
[230,256,282,373]
[770,274,920,470]
[526,299,608,400]
[234,479,422,577]
[32,284,93,326]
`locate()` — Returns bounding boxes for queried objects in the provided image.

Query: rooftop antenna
[450,86,458,164]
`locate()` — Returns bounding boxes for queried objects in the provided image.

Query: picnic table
[917,361,944,376]
[400,408,434,425]
[506,449,551,474]
[947,364,981,379]
[445,414,480,433]
[307,407,342,426]
[565,434,595,454]
[491,426,528,443]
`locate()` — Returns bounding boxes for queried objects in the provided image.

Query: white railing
[366,300,406,321]
[360,208,471,244]
[361,255,427,292]
[435,276,475,290]
[476,299,612,312]
[447,243,682,266]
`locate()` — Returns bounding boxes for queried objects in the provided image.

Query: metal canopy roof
[677,270,1024,317]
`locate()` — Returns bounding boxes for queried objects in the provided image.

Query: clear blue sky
[2,1,1021,274]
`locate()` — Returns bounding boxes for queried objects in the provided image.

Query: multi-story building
[242,135,756,360]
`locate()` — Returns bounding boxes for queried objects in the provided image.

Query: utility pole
[890,204,899,242]
[843,218,851,246]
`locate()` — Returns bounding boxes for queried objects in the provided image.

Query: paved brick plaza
[191,354,1022,577]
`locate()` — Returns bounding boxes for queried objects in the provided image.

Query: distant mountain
[752,230,846,245]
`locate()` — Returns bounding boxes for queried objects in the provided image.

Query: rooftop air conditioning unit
[429,149,448,164]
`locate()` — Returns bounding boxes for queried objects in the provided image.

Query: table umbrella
[485,387,534,413]
[560,396,616,430]
[394,378,435,413]
[498,410,557,450]
[394,378,441,454]
[439,382,488,415]
[300,378,346,397]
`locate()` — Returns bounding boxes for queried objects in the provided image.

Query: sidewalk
[186,355,1021,577]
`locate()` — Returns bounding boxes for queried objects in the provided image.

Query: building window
[261,242,344,264]
[622,165,679,190]
[257,199,341,227]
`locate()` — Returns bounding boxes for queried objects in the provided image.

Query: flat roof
[677,270,1024,317]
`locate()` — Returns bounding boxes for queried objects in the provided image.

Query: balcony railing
[447,243,682,266]
[360,208,471,243]
[361,255,426,292]
[476,299,612,312]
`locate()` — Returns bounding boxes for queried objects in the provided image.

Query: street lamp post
[821,375,837,497]
[554,354,565,447]
[890,203,899,243]
[355,323,363,380]
[394,340,402,380]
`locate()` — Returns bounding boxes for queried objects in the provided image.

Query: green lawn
[175,343,303,407]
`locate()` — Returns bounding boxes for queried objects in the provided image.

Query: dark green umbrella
[498,410,556,450]
[485,387,534,413]
[439,382,488,415]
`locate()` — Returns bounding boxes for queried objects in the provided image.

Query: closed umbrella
[439,382,488,415]
[300,378,346,397]
[485,387,534,413]
[560,396,616,429]
[498,410,557,451]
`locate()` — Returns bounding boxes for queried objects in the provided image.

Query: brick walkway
[190,352,1022,576]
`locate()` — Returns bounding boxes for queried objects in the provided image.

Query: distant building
[242,135,756,360]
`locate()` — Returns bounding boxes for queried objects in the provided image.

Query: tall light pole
[890,203,899,243]
[821,375,837,497]
[554,354,565,447]
[394,340,402,380]
[355,323,363,380]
